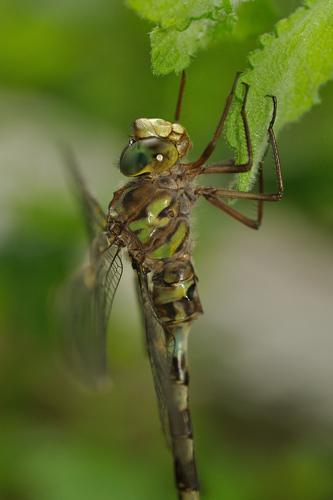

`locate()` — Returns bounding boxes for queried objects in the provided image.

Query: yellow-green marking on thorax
[128,194,172,244]
[149,221,187,259]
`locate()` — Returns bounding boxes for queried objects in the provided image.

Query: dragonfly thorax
[119,118,191,177]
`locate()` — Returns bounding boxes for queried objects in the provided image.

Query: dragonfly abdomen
[152,261,201,498]
[160,311,200,498]
[152,259,203,326]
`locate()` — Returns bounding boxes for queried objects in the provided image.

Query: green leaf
[126,0,248,75]
[225,0,333,191]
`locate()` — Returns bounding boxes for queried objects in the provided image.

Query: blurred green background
[1,1,333,499]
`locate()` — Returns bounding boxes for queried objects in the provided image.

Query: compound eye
[119,137,178,177]
[119,141,150,176]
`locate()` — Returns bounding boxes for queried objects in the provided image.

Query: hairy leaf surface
[225,0,333,190]
[127,0,249,75]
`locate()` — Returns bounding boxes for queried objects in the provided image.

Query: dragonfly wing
[62,145,107,240]
[136,270,172,446]
[61,147,122,384]
[64,234,123,385]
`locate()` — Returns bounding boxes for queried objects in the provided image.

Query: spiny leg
[175,71,187,122]
[196,95,284,202]
[195,95,279,176]
[203,164,264,229]
[188,73,252,172]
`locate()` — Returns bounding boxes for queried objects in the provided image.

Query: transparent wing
[136,270,172,445]
[62,145,107,240]
[61,147,123,384]
[64,234,123,384]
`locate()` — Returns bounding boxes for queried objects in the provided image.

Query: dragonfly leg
[200,164,264,229]
[195,96,284,228]
[196,102,283,201]
[198,94,280,176]
[186,73,251,171]
[175,71,187,122]
[197,154,282,228]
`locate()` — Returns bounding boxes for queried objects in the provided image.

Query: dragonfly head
[119,118,191,177]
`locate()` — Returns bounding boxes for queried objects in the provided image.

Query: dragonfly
[63,71,284,500]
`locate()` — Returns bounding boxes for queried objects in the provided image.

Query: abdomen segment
[152,259,203,327]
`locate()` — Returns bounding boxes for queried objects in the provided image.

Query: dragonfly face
[119,117,191,177]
